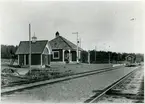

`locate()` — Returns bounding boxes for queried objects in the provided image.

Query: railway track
[1,66,123,95]
[84,66,144,103]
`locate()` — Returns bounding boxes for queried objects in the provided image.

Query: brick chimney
[55,31,59,38]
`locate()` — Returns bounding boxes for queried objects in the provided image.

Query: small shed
[125,55,135,63]
[15,40,52,68]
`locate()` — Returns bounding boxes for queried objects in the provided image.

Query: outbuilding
[15,37,52,68]
[125,55,135,63]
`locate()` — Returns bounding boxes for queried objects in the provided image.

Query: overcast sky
[0,1,144,53]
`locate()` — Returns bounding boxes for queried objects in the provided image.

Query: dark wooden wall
[31,54,41,65]
[19,54,41,65]
[72,51,77,61]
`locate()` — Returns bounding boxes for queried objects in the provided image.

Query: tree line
[1,45,18,59]
[1,44,144,64]
[80,50,144,64]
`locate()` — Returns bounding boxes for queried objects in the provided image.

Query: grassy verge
[1,59,115,88]
[1,68,74,88]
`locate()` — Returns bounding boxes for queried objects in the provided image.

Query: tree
[1,45,18,59]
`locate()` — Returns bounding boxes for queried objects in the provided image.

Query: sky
[0,1,144,53]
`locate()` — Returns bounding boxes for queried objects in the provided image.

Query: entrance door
[72,51,77,61]
[64,51,69,63]
[26,54,29,65]
[19,55,24,66]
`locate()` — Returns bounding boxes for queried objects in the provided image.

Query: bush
[25,68,74,81]
[25,68,40,76]
[1,79,9,86]
[25,68,53,80]
[2,68,17,74]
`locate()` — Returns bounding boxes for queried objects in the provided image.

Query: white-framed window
[53,51,59,59]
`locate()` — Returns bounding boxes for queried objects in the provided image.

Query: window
[53,51,59,59]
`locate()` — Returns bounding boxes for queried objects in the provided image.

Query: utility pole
[76,32,79,64]
[95,46,97,63]
[72,32,79,64]
[109,52,110,64]
[80,38,81,49]
[88,50,90,64]
[79,38,81,62]
[108,46,110,64]
[29,24,31,72]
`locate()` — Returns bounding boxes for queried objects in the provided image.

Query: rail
[84,66,140,103]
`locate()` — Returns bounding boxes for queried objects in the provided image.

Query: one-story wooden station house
[15,36,52,68]
[49,31,83,63]
[125,55,135,63]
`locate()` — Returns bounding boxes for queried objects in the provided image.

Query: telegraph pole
[72,32,79,64]
[79,38,81,62]
[80,38,81,49]
[109,52,110,64]
[108,46,110,64]
[76,32,79,64]
[88,50,90,64]
[29,24,31,72]
[95,46,97,63]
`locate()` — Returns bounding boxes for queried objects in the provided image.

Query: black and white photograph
[0,0,144,103]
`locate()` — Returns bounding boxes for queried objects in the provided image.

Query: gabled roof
[126,55,135,58]
[49,36,83,51]
[15,40,48,54]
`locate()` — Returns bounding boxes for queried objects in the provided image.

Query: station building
[15,36,52,68]
[49,32,83,63]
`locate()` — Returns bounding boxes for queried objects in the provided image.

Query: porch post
[63,50,65,62]
[48,53,51,66]
[24,55,26,65]
[69,50,72,62]
[18,55,19,65]
[79,51,81,61]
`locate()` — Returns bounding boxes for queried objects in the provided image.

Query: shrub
[1,79,9,86]
[2,68,18,75]
[25,68,53,80]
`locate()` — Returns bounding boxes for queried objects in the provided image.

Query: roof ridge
[40,41,48,53]
[60,36,83,50]
[59,36,73,49]
[49,36,60,42]
[49,35,83,51]
[20,40,48,42]
[61,36,76,45]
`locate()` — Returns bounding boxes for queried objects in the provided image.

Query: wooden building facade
[49,32,83,63]
[15,40,52,68]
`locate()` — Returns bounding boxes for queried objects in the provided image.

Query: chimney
[32,32,37,43]
[55,31,59,38]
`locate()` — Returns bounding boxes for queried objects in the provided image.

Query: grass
[1,67,74,87]
[1,59,113,88]
[1,59,18,66]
